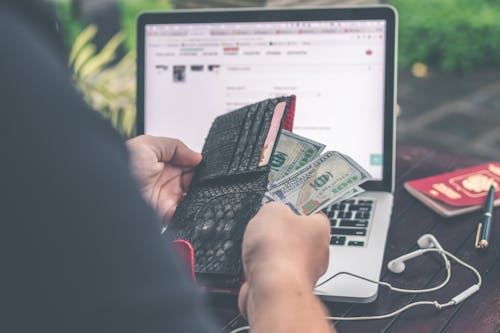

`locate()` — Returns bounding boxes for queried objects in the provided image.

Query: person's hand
[238,202,330,321]
[126,135,202,225]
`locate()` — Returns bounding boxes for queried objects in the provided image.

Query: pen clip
[474,223,483,249]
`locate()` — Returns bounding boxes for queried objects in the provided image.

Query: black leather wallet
[165,96,295,292]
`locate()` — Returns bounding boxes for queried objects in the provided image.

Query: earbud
[311,234,482,325]
[417,234,451,270]
[417,234,443,250]
[387,234,450,274]
[387,249,424,273]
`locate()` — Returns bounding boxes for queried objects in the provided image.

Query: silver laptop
[137,6,397,303]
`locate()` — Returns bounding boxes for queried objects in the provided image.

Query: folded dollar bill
[266,151,371,215]
[268,130,325,184]
[263,186,364,206]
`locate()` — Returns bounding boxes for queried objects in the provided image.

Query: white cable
[326,300,455,321]
[437,248,482,287]
[228,247,481,331]
[228,326,250,333]
[314,248,481,294]
[315,264,451,294]
[315,248,461,293]
[321,248,481,321]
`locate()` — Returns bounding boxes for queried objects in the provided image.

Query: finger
[148,136,202,167]
[309,211,331,231]
[305,212,331,250]
[180,169,195,193]
[310,213,331,276]
[168,140,202,167]
[163,204,178,225]
[158,196,179,225]
[261,201,293,216]
[238,282,249,320]
[156,189,182,224]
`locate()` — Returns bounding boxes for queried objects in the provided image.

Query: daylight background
[50,0,500,160]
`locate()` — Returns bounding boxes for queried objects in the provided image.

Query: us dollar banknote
[266,151,371,215]
[263,186,365,207]
[330,186,365,205]
[268,130,325,184]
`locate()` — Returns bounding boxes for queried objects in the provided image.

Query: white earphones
[318,233,481,321]
[387,234,450,274]
[229,234,482,332]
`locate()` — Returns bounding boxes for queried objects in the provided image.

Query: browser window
[144,20,386,179]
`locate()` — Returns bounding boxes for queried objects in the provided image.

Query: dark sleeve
[0,6,219,333]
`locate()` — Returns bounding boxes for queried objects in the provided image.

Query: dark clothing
[1,1,218,332]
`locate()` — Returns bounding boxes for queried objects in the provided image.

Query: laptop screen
[142,14,390,181]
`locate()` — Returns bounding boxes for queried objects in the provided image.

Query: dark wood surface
[207,145,500,333]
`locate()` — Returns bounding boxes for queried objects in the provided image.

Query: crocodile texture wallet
[165,95,295,292]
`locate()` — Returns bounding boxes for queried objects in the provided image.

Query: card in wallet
[165,95,296,293]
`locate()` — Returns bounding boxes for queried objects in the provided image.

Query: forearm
[246,273,335,333]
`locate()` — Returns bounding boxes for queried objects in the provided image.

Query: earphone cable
[315,248,456,293]
[326,300,448,321]
[229,247,481,332]
[229,326,250,333]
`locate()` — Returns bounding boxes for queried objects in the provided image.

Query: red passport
[404,162,500,217]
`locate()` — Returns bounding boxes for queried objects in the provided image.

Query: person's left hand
[126,135,202,225]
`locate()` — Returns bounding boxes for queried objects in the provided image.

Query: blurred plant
[55,0,172,52]
[69,25,136,138]
[392,0,500,72]
[54,0,84,47]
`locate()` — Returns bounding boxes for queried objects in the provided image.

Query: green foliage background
[118,0,171,52]
[390,0,500,71]
[55,0,172,53]
[53,0,500,137]
[69,25,136,137]
[55,0,500,74]
[54,1,84,47]
[54,0,172,138]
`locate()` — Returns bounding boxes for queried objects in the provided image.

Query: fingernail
[317,211,328,217]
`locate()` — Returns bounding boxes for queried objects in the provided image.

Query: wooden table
[207,145,500,333]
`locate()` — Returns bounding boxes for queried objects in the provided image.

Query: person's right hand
[238,202,330,320]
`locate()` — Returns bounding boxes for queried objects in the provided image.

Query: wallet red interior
[172,240,195,281]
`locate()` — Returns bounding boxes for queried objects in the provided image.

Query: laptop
[136,6,397,303]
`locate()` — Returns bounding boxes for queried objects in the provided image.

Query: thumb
[150,137,202,167]
[168,140,202,167]
[308,212,331,242]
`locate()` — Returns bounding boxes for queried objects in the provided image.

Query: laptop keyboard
[322,198,375,247]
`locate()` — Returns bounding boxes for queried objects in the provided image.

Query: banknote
[263,187,365,210]
[261,195,273,205]
[266,151,371,215]
[329,186,365,205]
[268,130,325,184]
